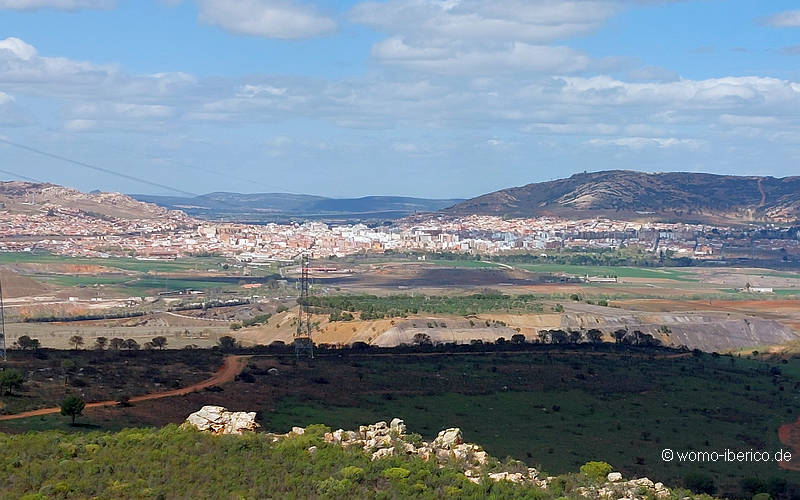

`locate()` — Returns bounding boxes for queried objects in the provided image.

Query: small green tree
[94,336,108,350]
[580,461,613,481]
[0,369,24,395]
[60,395,86,425]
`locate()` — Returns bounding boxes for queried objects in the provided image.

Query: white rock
[267,368,279,375]
[607,472,623,482]
[291,426,305,435]
[433,428,463,449]
[184,406,260,435]
[371,447,395,460]
[307,446,317,454]
[390,418,407,434]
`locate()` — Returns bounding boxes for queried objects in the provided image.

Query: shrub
[340,466,364,481]
[579,461,613,481]
[684,472,716,495]
[382,467,411,480]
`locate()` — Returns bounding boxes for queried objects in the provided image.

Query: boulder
[184,406,260,435]
[390,418,407,434]
[267,368,279,375]
[371,447,395,460]
[433,428,463,449]
[607,472,623,482]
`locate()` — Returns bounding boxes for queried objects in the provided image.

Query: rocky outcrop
[184,410,680,499]
[183,405,260,435]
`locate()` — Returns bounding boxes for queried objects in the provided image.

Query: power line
[61,132,297,194]
[0,168,43,183]
[0,137,198,197]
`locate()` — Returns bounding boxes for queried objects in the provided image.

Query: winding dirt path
[0,355,250,422]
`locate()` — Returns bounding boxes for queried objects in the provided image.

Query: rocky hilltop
[0,181,191,221]
[184,406,680,500]
[445,170,800,224]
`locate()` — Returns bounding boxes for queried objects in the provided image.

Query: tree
[218,336,239,352]
[109,338,125,350]
[510,333,526,344]
[0,369,24,396]
[568,330,583,344]
[613,329,627,344]
[60,395,86,425]
[550,330,568,344]
[151,336,168,349]
[15,335,40,350]
[123,339,140,350]
[586,329,603,343]
[94,337,108,350]
[412,333,432,346]
[69,335,84,350]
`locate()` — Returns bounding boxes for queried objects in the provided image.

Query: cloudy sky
[1,0,799,198]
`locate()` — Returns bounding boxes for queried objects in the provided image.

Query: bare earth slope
[445,170,800,223]
[0,181,189,221]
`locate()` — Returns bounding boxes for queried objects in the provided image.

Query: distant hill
[445,170,800,224]
[0,181,186,221]
[133,192,463,222]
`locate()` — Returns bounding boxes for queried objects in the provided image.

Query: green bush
[382,467,411,480]
[340,466,364,481]
[579,461,613,481]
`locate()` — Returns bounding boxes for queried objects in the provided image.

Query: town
[1,202,798,264]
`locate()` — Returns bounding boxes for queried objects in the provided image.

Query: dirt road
[0,355,250,422]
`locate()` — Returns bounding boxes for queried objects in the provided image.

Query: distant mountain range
[131,192,464,223]
[446,170,800,224]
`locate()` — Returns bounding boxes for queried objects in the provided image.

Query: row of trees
[409,328,661,347]
[14,335,169,351]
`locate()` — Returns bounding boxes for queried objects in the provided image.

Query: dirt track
[778,416,800,471]
[0,355,250,421]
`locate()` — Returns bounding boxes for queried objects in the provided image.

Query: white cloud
[760,10,800,27]
[63,119,97,132]
[0,0,112,9]
[588,137,704,149]
[0,37,37,60]
[0,90,34,126]
[352,0,616,43]
[372,38,590,74]
[198,0,336,39]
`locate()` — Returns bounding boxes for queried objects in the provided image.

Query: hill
[0,416,704,499]
[445,170,800,224]
[0,181,189,221]
[133,192,463,222]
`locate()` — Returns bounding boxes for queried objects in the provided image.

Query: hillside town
[1,200,799,262]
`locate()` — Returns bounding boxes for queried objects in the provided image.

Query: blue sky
[0,0,799,198]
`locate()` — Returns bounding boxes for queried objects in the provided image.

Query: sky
[0,0,800,198]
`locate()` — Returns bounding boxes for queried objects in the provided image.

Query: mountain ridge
[132,192,464,222]
[445,170,800,224]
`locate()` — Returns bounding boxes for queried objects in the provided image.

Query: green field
[516,264,695,281]
[0,251,228,273]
